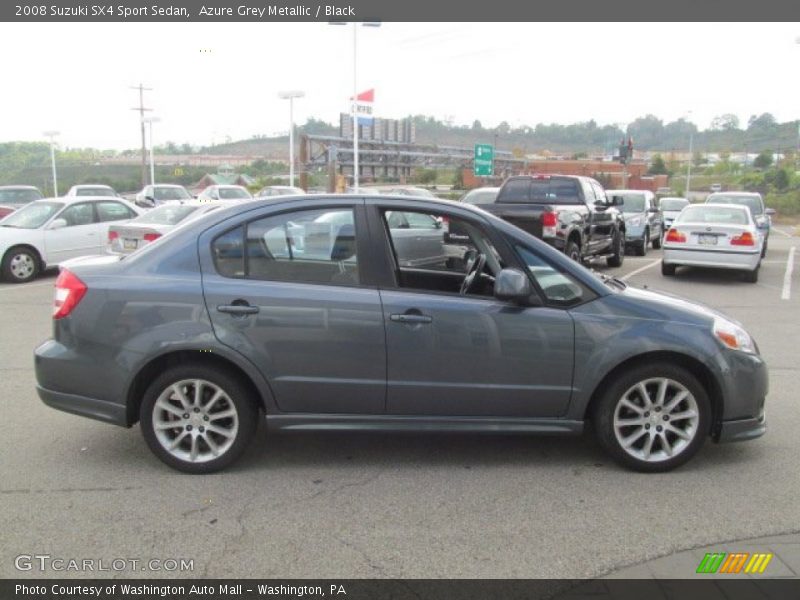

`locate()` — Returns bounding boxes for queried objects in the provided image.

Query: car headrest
[330,224,356,261]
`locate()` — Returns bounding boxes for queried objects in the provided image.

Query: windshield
[707,194,763,216]
[219,187,250,200]
[134,204,200,225]
[75,187,115,196]
[1,201,64,228]
[660,198,689,211]
[154,187,191,201]
[614,193,646,213]
[462,189,497,205]
[678,205,749,225]
[0,189,43,205]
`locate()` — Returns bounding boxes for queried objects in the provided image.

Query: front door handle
[217,303,259,316]
[389,313,432,324]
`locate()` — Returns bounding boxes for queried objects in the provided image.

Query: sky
[1,22,798,150]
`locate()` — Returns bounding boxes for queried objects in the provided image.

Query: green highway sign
[474,143,494,176]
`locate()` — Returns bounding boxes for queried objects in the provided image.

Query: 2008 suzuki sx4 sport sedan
[34,195,767,473]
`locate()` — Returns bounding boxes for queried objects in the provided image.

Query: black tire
[743,265,759,283]
[761,240,768,258]
[592,362,711,472]
[606,230,625,267]
[565,240,581,263]
[661,261,676,276]
[635,230,648,256]
[652,231,662,250]
[1,246,40,283]
[140,364,259,473]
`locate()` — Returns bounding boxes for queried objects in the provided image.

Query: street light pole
[142,116,160,186]
[43,131,60,196]
[278,91,305,188]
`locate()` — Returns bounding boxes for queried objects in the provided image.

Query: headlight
[713,316,756,354]
[627,216,643,227]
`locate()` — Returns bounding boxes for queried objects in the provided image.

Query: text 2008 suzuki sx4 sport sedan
[35,195,767,473]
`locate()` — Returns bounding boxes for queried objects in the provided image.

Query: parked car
[710,183,723,193]
[662,204,762,282]
[606,189,663,255]
[134,184,192,208]
[656,187,674,197]
[658,197,690,231]
[196,185,252,203]
[107,201,223,255]
[482,175,625,266]
[35,195,766,473]
[706,192,774,257]
[65,184,119,197]
[459,187,499,205]
[255,185,305,198]
[0,186,44,218]
[0,196,142,282]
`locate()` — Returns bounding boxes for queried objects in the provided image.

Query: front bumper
[717,411,766,443]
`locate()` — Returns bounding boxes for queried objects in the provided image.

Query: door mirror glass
[494,268,534,303]
[48,218,67,230]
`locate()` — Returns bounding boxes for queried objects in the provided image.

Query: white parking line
[621,258,661,281]
[772,227,794,239]
[781,246,796,300]
[0,282,53,292]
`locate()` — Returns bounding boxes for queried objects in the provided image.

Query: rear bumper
[663,247,760,270]
[36,385,128,427]
[717,411,766,443]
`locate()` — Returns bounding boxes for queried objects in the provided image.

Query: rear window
[0,188,42,205]
[498,177,581,204]
[76,187,115,196]
[678,205,749,225]
[659,198,689,211]
[707,194,763,216]
[135,204,200,225]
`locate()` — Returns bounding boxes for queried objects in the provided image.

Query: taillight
[143,233,162,242]
[541,211,558,227]
[665,228,686,243]
[108,230,119,243]
[53,269,87,320]
[731,231,755,246]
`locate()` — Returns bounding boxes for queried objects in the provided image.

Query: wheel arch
[125,350,267,426]
[582,350,723,434]
[2,243,44,267]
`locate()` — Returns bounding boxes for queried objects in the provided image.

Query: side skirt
[266,414,584,435]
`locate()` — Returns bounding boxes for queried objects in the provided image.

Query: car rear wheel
[743,265,759,283]
[635,230,648,256]
[2,246,40,283]
[565,240,581,263]
[651,230,662,249]
[661,261,676,276]
[606,231,624,267]
[140,365,259,473]
[593,363,710,472]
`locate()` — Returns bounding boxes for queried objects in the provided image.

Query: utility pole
[130,83,153,188]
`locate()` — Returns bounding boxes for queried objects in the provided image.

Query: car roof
[707,191,761,198]
[71,184,115,189]
[694,203,751,211]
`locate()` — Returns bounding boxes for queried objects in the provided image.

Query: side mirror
[434,217,443,229]
[648,207,660,213]
[765,208,776,216]
[609,195,624,207]
[48,218,67,230]
[494,268,535,304]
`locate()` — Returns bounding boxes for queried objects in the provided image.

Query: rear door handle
[217,304,259,315]
[389,313,432,324]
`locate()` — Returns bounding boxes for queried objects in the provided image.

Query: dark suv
[482,175,625,266]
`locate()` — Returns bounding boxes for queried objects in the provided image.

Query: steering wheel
[459,252,487,295]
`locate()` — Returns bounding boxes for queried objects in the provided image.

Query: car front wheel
[593,363,710,472]
[606,230,625,267]
[2,246,40,283]
[140,365,259,473]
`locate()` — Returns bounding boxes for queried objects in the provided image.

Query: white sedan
[662,204,762,283]
[0,196,142,283]
[196,185,252,203]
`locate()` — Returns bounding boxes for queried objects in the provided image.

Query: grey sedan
[35,195,767,473]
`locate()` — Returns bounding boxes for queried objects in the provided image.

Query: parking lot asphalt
[1,227,798,580]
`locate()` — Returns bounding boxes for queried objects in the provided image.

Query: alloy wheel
[613,377,700,463]
[152,379,239,463]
